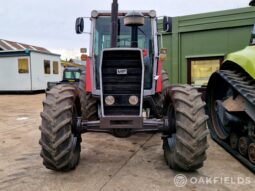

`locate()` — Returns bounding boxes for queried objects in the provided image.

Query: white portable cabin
[0,49,61,92]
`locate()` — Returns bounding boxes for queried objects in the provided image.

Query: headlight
[105,96,115,106]
[129,96,139,105]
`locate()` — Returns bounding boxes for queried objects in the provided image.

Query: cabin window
[187,57,223,87]
[53,61,59,74]
[18,58,29,73]
[44,60,51,74]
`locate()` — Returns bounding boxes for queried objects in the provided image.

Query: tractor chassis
[75,117,169,134]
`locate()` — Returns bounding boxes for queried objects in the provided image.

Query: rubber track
[210,70,255,173]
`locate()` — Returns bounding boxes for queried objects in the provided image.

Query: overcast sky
[0,0,252,59]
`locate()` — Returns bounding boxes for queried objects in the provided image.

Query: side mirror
[249,0,255,6]
[159,48,167,62]
[75,17,84,34]
[163,16,172,33]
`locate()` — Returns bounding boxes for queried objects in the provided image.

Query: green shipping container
[158,6,255,92]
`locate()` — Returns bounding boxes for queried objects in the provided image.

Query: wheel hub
[229,133,238,149]
[248,143,255,164]
[238,137,250,156]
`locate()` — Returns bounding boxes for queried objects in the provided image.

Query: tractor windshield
[64,71,81,81]
[93,16,154,89]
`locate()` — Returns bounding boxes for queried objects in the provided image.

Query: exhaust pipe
[111,0,118,48]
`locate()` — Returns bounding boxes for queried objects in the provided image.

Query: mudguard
[222,46,255,80]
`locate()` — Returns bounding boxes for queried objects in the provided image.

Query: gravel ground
[0,93,254,191]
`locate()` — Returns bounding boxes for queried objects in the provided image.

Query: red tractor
[39,0,209,172]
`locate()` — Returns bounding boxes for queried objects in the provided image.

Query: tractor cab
[46,67,82,91]
[75,4,160,124]
[62,67,82,82]
[92,11,156,90]
[76,7,158,95]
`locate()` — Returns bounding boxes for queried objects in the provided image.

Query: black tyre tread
[112,129,132,138]
[164,84,209,171]
[153,69,171,117]
[206,69,255,172]
[162,69,170,91]
[39,84,80,171]
[79,72,98,120]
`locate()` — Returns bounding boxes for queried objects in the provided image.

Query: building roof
[0,39,50,53]
[0,49,61,58]
[61,61,84,68]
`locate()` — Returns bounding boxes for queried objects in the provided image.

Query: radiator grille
[101,50,143,116]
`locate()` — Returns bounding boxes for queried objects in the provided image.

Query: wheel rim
[162,103,177,151]
[167,103,176,135]
[72,104,79,136]
[71,104,81,166]
[208,76,232,140]
[248,143,255,164]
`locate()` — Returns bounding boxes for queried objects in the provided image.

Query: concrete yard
[0,94,254,191]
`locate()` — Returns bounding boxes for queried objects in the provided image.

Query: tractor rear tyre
[152,69,171,118]
[162,69,170,92]
[39,84,81,171]
[112,129,132,138]
[162,85,209,171]
[79,71,98,120]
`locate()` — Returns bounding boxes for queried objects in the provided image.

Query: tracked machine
[206,23,255,173]
[39,0,208,172]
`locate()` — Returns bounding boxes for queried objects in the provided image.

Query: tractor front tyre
[162,85,209,171]
[39,84,81,171]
